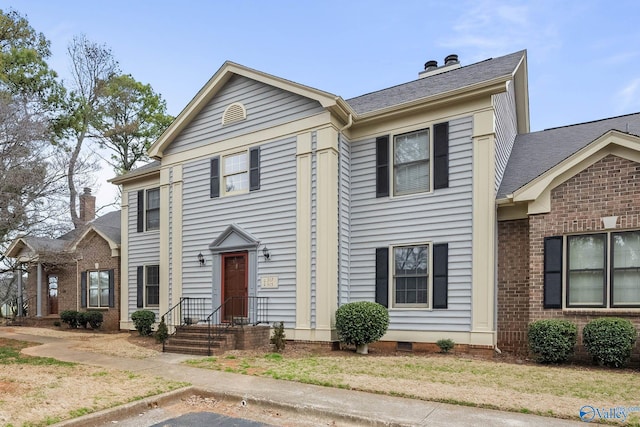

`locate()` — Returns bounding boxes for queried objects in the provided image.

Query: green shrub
[155,316,169,343]
[76,311,88,329]
[270,321,286,353]
[131,310,156,336]
[436,338,455,354]
[528,319,577,364]
[582,317,637,368]
[53,320,61,327]
[60,310,79,328]
[85,311,103,329]
[335,301,389,347]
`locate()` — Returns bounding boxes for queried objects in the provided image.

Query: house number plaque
[261,276,279,289]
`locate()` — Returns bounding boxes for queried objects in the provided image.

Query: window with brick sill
[544,230,640,309]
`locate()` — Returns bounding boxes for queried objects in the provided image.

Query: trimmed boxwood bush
[76,311,88,328]
[582,317,637,368]
[131,310,156,336]
[335,301,389,349]
[528,319,577,364]
[60,310,79,328]
[85,311,103,329]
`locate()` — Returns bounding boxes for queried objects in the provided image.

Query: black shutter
[136,266,144,308]
[433,122,449,189]
[136,190,144,232]
[210,157,220,198]
[544,236,563,308]
[376,136,389,198]
[249,147,260,191]
[375,248,389,307]
[433,243,449,309]
[108,269,115,308]
[80,271,87,308]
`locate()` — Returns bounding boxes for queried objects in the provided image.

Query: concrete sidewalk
[0,328,586,426]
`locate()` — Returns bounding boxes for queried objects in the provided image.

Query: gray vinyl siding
[127,189,161,318]
[338,133,351,306]
[349,116,473,332]
[165,75,324,156]
[493,81,518,192]
[181,136,297,326]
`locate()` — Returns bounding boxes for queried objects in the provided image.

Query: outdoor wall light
[262,246,271,260]
[197,252,205,266]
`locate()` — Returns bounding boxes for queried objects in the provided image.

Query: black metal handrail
[160,297,208,352]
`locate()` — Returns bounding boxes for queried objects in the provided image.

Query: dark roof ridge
[346,52,522,103]
[542,111,640,132]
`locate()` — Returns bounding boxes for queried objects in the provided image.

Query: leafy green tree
[92,74,173,174]
[0,8,61,105]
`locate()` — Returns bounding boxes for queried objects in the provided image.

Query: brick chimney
[79,187,96,222]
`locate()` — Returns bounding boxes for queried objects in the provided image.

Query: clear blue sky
[7,0,640,204]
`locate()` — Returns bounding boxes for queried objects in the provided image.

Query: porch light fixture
[262,246,271,260]
[198,252,205,266]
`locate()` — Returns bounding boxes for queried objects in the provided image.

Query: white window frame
[392,127,433,197]
[222,151,249,196]
[391,243,432,309]
[145,188,160,231]
[564,230,640,309]
[88,270,110,309]
[145,265,160,307]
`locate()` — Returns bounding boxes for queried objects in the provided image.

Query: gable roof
[498,112,640,199]
[5,210,121,260]
[346,50,526,116]
[148,61,353,159]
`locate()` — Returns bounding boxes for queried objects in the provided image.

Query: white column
[16,265,23,317]
[36,262,42,317]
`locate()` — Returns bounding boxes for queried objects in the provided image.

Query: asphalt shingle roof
[498,112,640,199]
[346,50,526,115]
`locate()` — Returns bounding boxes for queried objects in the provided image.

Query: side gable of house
[164,74,325,157]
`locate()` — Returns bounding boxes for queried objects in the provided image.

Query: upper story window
[393,129,430,196]
[376,122,449,198]
[136,188,160,232]
[223,152,249,194]
[210,147,261,198]
[545,230,640,309]
[146,188,160,230]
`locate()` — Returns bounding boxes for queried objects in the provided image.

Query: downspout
[337,114,353,308]
[76,257,80,311]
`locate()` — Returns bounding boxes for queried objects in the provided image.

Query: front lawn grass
[186,352,640,423]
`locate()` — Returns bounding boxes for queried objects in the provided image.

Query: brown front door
[221,252,248,322]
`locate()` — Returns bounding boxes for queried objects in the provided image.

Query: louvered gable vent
[222,102,247,125]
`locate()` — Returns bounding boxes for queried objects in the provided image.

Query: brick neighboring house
[5,189,122,330]
[497,113,640,360]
